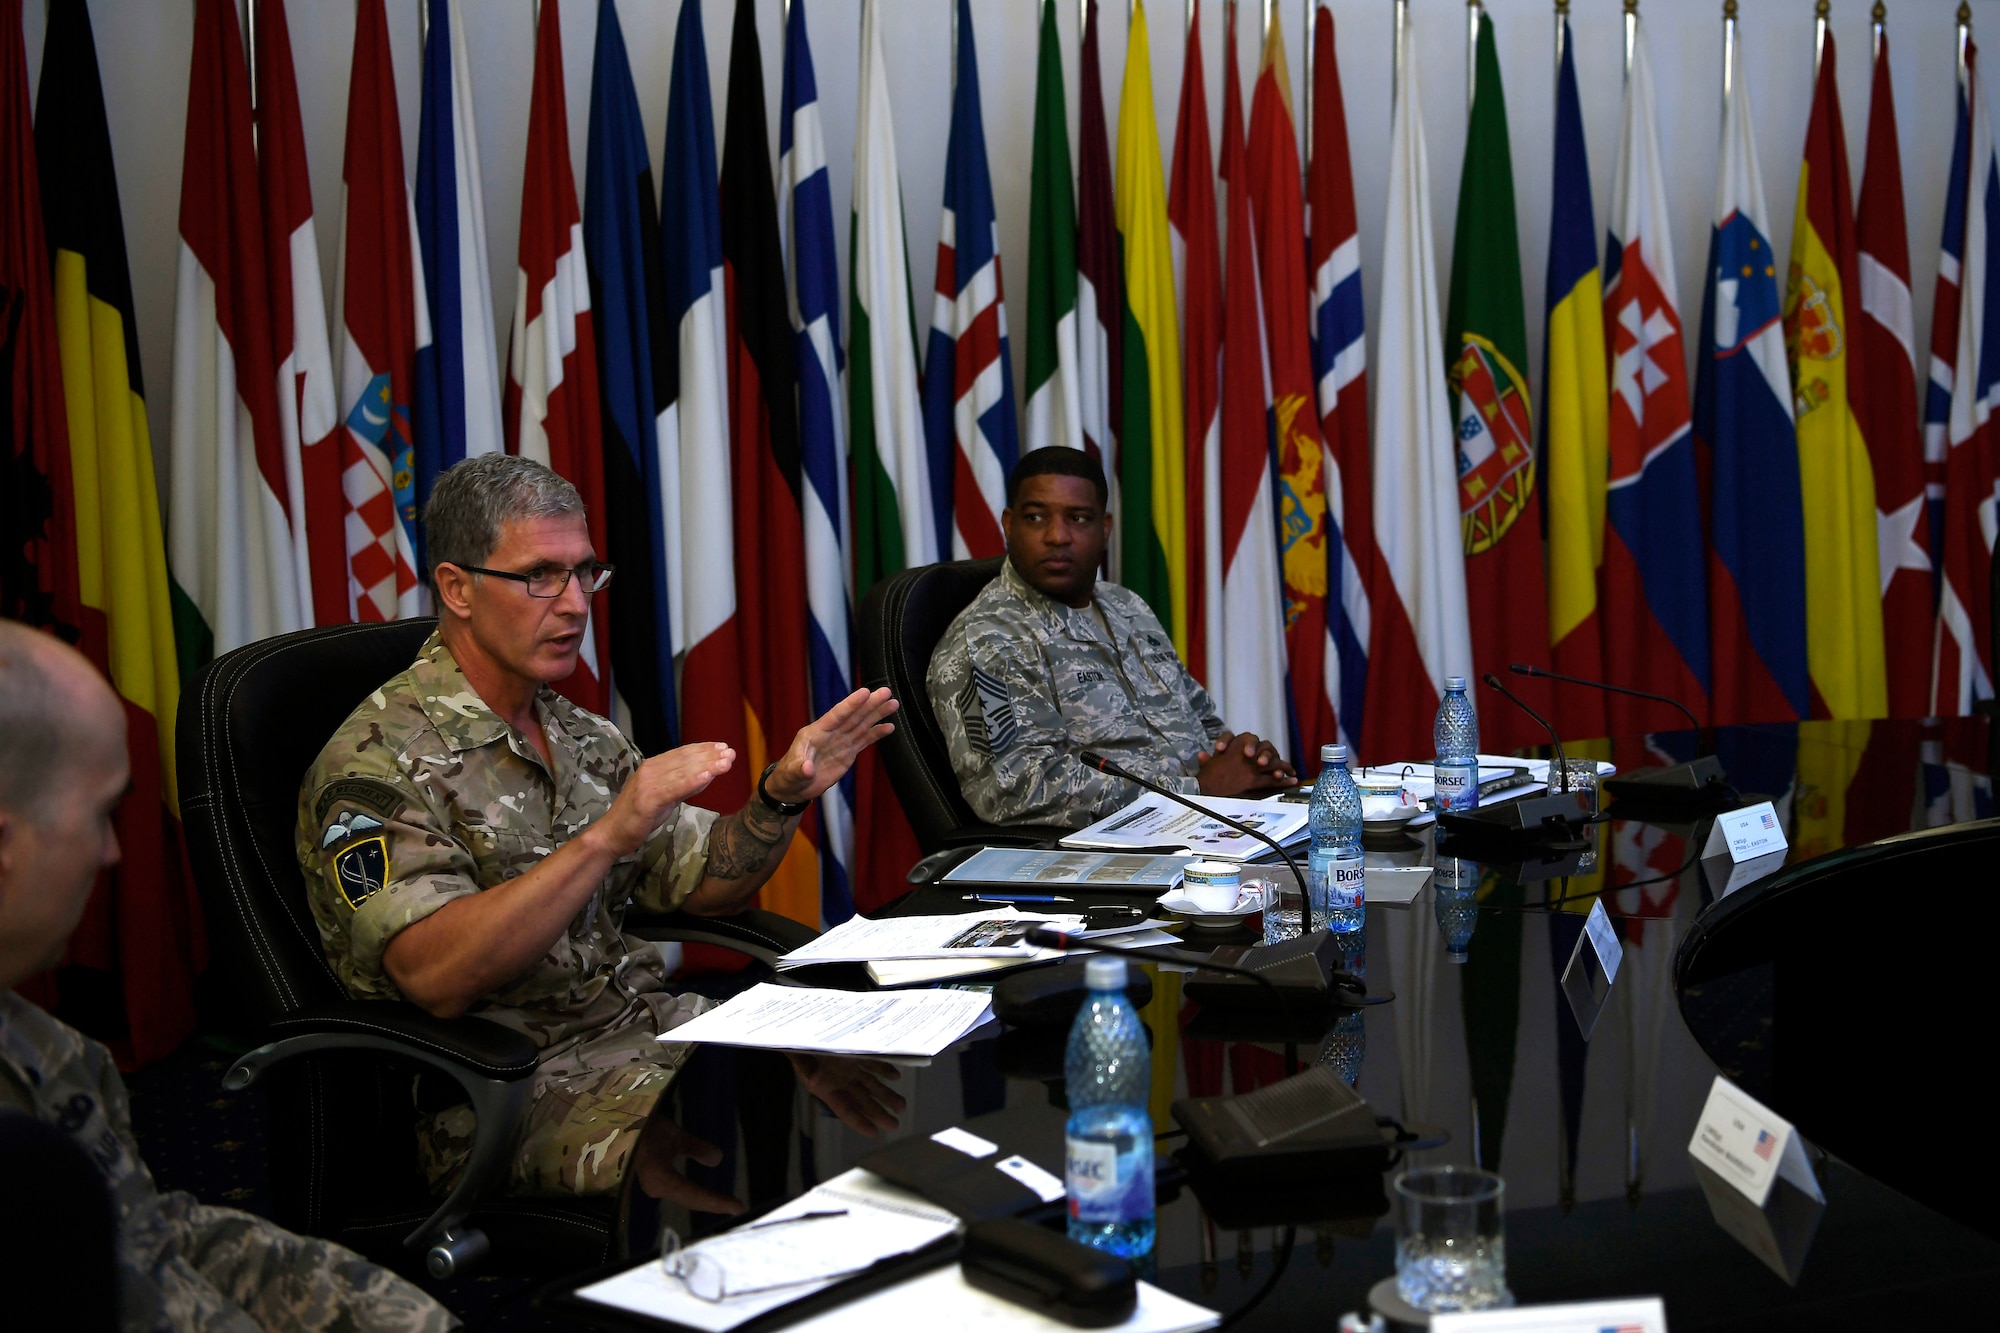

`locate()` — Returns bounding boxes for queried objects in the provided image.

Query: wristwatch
[756,762,810,817]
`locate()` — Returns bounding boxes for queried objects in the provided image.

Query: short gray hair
[423,454,584,581]
[0,622,64,817]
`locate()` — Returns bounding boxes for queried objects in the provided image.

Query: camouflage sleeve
[629,802,719,912]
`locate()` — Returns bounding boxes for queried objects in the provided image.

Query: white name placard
[1702,801,1787,863]
[1431,1296,1667,1333]
[1687,1076,1822,1208]
[1583,898,1622,985]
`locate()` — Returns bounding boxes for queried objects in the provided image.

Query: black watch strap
[756,762,810,817]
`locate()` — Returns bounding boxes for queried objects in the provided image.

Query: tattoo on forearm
[706,801,791,880]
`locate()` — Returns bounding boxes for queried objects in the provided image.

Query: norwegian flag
[333,0,426,622]
[504,0,610,714]
[922,0,1017,561]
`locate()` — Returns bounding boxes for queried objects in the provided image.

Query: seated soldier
[0,621,455,1332]
[297,454,904,1214]
[929,447,1298,829]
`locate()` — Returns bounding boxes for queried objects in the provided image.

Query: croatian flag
[781,0,856,925]
[923,0,1018,562]
[413,0,501,517]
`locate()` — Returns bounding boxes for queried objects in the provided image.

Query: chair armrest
[623,907,819,969]
[247,1000,539,1081]
[935,824,1071,852]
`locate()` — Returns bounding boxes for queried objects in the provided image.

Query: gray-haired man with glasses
[297,455,905,1217]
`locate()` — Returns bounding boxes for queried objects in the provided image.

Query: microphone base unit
[1601,755,1733,812]
[1183,930,1363,1012]
[1435,789,1593,851]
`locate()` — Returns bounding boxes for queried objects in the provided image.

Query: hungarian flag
[1023,0,1084,459]
[1783,34,1887,720]
[33,0,203,1064]
[1602,19,1709,733]
[1308,2,1382,759]
[1115,0,1186,648]
[1167,0,1220,686]
[334,0,427,625]
[168,0,306,671]
[1445,11,1550,750]
[504,0,610,715]
[583,0,676,751]
[721,0,818,928]
[781,0,857,925]
[660,0,750,802]
[1540,19,1609,738]
[253,0,341,630]
[1367,2,1472,763]
[1213,1,1287,750]
[414,0,502,517]
[1077,0,1123,549]
[1247,8,1334,761]
[1854,34,1934,719]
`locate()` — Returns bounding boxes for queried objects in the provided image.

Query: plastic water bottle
[1310,744,1366,934]
[1433,676,1481,812]
[1064,957,1155,1259]
[1433,833,1481,962]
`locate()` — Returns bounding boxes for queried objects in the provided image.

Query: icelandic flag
[1694,38,1809,724]
[923,0,1018,562]
[413,0,501,520]
[781,0,856,925]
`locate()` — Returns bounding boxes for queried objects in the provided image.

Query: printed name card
[1687,1076,1822,1208]
[1430,1296,1667,1332]
[1702,800,1787,863]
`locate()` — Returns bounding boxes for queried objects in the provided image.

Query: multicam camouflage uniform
[0,992,455,1332]
[297,632,714,1198]
[928,558,1225,829]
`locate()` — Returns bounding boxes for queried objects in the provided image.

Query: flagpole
[1468,0,1482,114]
[1393,0,1407,110]
[420,0,429,48]
[1814,0,1829,80]
[1555,0,1568,76]
[1304,0,1315,167]
[1625,0,1637,77]
[1871,1,1884,63]
[1723,0,1737,105]
[1959,2,1972,81]
[246,0,259,148]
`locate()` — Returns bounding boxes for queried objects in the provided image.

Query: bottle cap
[1444,675,1467,691]
[1084,956,1127,990]
[1320,743,1349,765]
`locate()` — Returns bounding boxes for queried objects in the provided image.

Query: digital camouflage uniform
[297,632,715,1198]
[0,992,455,1332]
[928,558,1225,828]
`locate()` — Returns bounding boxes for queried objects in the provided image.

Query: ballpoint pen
[961,892,1076,904]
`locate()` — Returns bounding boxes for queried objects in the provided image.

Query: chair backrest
[855,558,1003,852]
[178,619,438,1032]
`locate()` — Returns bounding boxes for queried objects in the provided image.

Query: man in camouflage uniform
[298,455,903,1212]
[0,621,454,1331]
[929,448,1298,829]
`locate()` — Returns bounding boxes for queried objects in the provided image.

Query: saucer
[1157,883,1263,925]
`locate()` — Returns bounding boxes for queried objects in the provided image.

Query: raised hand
[592,741,736,857]
[765,688,899,806]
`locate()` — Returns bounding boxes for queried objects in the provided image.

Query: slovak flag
[922,0,1019,562]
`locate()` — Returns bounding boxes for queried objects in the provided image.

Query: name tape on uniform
[1687,1075,1822,1209]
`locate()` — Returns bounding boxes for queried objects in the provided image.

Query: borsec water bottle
[1064,957,1155,1259]
[1310,744,1366,933]
[1433,677,1481,812]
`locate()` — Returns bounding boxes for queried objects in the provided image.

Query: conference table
[599,716,2000,1330]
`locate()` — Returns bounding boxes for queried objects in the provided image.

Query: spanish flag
[1782,34,1887,719]
[1114,0,1186,650]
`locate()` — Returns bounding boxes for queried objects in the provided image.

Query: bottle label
[1307,847,1337,914]
[1329,854,1366,911]
[1065,1137,1120,1204]
[1065,1133,1152,1223]
[1434,764,1478,809]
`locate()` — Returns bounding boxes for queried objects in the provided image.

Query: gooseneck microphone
[1506,664,1732,806]
[1508,663,1700,732]
[1481,673,1572,792]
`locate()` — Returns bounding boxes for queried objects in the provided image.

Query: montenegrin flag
[1168,0,1220,687]
[1023,0,1084,460]
[1782,33,1887,720]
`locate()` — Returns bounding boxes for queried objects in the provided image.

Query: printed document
[942,847,1196,888]
[1060,793,1309,860]
[777,909,1086,968]
[660,983,995,1059]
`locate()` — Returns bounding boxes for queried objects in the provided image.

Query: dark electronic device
[960,1219,1138,1328]
[1181,929,1363,1010]
[1509,663,1734,810]
[1171,1066,1396,1185]
[993,957,1156,1028]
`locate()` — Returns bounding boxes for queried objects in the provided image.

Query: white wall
[19,0,2000,491]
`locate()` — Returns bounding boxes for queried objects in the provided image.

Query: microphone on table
[1020,926,1375,1028]
[1482,673,1573,792]
[1426,676,1593,850]
[1507,663,1731,807]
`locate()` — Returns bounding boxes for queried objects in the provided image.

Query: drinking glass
[1546,759,1599,817]
[1393,1166,1512,1312]
[1260,869,1306,943]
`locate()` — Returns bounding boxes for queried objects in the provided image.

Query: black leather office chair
[177,619,812,1277]
[856,558,1070,854]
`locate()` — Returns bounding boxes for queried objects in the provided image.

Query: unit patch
[311,776,406,826]
[334,835,389,910]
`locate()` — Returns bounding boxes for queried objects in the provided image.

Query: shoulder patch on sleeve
[968,663,1018,756]
[311,777,407,827]
[333,835,389,910]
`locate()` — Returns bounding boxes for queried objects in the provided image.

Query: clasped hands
[1196,730,1300,797]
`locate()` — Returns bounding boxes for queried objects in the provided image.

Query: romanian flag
[1782,34,1887,719]
[1114,0,1186,649]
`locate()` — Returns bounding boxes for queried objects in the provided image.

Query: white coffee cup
[1181,860,1242,913]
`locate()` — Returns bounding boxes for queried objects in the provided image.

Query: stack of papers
[941,847,1195,890]
[1060,792,1309,860]
[660,984,996,1061]
[777,911,1087,969]
[866,925,1185,988]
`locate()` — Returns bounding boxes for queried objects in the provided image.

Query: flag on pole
[1077,0,1122,523]
[660,0,750,795]
[169,0,305,672]
[1924,57,1971,634]
[781,0,856,925]
[1445,11,1550,751]
[1602,18,1709,733]
[1854,33,1934,718]
[1783,32,1887,720]
[1696,34,1809,724]
[1115,0,1187,648]
[1215,0,1288,749]
[414,0,502,518]
[1368,5,1473,762]
[1934,47,2000,715]
[1248,7,1334,760]
[583,0,676,751]
[1167,0,1220,687]
[1307,1,1380,758]
[722,0,818,928]
[1540,17,1609,738]
[253,0,341,630]
[504,0,609,716]
[334,0,427,625]
[34,0,203,1063]
[923,0,1019,563]
[1023,0,1083,461]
